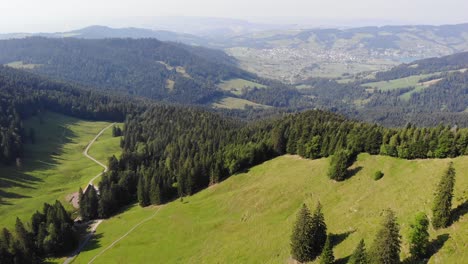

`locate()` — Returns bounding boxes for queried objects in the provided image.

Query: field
[217,78,266,95]
[72,154,467,263]
[360,73,438,91]
[211,96,271,110]
[0,112,121,229]
[5,60,41,69]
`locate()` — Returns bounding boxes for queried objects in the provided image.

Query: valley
[0,112,121,229]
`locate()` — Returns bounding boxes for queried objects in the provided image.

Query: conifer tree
[432,162,456,229]
[310,202,328,259]
[369,209,401,264]
[137,176,149,207]
[320,235,334,264]
[291,204,314,262]
[327,149,353,181]
[408,212,429,259]
[348,239,368,264]
[149,176,162,205]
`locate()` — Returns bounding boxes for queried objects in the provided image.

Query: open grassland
[361,73,437,91]
[73,154,467,264]
[5,60,42,69]
[0,112,121,229]
[217,78,266,95]
[211,96,271,110]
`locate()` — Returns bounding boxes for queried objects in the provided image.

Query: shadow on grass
[0,112,79,201]
[81,233,104,253]
[344,166,363,180]
[330,230,355,248]
[401,234,450,264]
[451,200,468,225]
[335,255,351,264]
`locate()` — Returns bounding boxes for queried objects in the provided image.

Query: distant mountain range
[2,23,467,83]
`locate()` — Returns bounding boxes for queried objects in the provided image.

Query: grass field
[72,154,467,264]
[5,60,42,69]
[361,73,437,91]
[0,112,121,229]
[218,78,266,95]
[211,96,271,110]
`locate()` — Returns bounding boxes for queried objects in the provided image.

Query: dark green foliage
[137,176,150,207]
[310,202,328,259]
[291,204,314,262]
[320,235,334,264]
[149,176,162,205]
[374,171,384,181]
[0,37,253,104]
[408,212,430,259]
[112,126,123,137]
[327,149,356,181]
[348,239,368,264]
[432,162,456,229]
[369,209,401,264]
[0,201,76,263]
[79,186,99,221]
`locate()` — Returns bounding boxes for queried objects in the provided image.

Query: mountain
[0,25,209,46]
[0,37,255,104]
[221,23,468,83]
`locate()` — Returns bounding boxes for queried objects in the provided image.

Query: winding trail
[87,206,163,264]
[63,123,115,264]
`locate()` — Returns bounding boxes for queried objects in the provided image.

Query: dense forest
[0,37,254,104]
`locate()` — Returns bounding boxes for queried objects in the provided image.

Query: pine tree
[348,239,368,264]
[149,176,161,205]
[78,187,85,219]
[327,149,353,181]
[87,186,99,220]
[432,162,456,229]
[310,202,328,259]
[291,204,313,262]
[408,212,429,259]
[369,209,401,264]
[320,235,334,264]
[137,176,149,207]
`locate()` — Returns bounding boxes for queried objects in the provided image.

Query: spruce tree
[369,209,401,264]
[348,239,368,264]
[290,204,313,262]
[137,176,149,207]
[310,202,328,259]
[320,235,334,264]
[87,186,99,220]
[408,212,429,259]
[432,162,455,229]
[149,176,161,205]
[327,149,355,181]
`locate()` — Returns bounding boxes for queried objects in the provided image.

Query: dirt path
[63,123,115,264]
[87,206,163,264]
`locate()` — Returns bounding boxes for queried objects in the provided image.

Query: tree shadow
[345,166,363,180]
[335,255,351,264]
[402,234,450,264]
[330,230,355,248]
[80,233,104,252]
[450,200,468,225]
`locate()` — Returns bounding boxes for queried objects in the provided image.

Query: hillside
[0,37,255,104]
[0,112,121,229]
[222,23,468,82]
[71,154,468,263]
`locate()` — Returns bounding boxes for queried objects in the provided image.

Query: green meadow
[73,154,468,263]
[0,112,121,229]
[218,78,266,95]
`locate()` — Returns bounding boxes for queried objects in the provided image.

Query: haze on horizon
[1,0,467,33]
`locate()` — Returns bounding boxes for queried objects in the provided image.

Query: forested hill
[375,51,468,80]
[0,37,254,104]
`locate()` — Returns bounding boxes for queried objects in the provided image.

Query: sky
[1,0,467,33]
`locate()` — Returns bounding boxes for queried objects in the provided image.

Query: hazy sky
[1,0,467,33]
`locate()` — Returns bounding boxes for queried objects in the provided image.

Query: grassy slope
[361,73,437,91]
[0,112,121,229]
[73,154,467,264]
[218,78,266,95]
[211,96,271,110]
